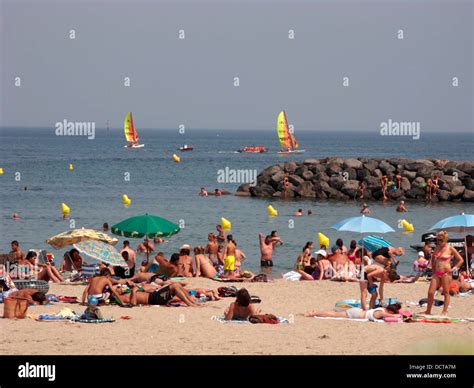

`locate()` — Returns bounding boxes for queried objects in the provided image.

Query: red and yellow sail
[277,111,300,151]
[124,112,139,143]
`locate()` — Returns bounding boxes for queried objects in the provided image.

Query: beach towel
[211,315,289,324]
[313,316,392,323]
[69,317,115,323]
[335,298,398,311]
[35,314,69,322]
[218,286,239,297]
[282,271,302,282]
[212,277,245,283]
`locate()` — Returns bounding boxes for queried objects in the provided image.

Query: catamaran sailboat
[124,112,144,148]
[277,111,305,154]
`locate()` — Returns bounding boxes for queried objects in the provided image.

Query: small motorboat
[178,144,193,151]
[410,232,465,252]
[238,146,267,153]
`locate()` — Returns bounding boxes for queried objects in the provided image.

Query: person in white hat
[314,249,336,280]
[413,251,429,273]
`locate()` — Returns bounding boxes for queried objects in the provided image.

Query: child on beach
[82,296,104,320]
[413,252,429,274]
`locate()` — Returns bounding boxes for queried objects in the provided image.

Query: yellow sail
[277,111,292,151]
[124,112,139,143]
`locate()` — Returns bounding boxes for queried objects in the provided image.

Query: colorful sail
[277,111,292,151]
[124,112,139,143]
[289,130,299,150]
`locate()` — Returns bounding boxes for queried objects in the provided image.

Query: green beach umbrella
[111,214,180,239]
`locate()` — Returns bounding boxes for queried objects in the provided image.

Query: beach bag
[217,286,238,297]
[3,296,29,319]
[249,314,279,324]
[251,274,268,283]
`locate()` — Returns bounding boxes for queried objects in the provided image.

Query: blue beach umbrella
[430,213,474,274]
[358,235,393,253]
[332,215,395,279]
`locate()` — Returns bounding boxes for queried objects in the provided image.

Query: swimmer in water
[12,213,20,220]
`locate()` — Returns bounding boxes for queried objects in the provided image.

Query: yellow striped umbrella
[46,228,118,249]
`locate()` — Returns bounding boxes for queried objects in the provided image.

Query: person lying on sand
[115,282,201,307]
[8,288,47,305]
[224,288,260,321]
[304,302,402,322]
[81,268,124,306]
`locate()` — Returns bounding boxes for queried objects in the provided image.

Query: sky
[1,0,472,132]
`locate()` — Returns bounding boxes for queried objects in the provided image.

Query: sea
[1,128,473,275]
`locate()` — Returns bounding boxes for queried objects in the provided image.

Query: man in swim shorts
[372,246,404,268]
[259,233,274,268]
[81,268,124,306]
[223,235,236,277]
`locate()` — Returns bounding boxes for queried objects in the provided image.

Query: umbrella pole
[465,235,471,277]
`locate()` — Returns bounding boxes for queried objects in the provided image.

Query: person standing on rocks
[283,174,290,200]
[380,175,389,200]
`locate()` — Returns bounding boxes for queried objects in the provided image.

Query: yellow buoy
[61,202,70,218]
[69,164,73,171]
[172,154,181,163]
[0,167,3,175]
[401,219,414,233]
[267,205,278,217]
[318,232,330,249]
[122,194,132,207]
[221,217,231,231]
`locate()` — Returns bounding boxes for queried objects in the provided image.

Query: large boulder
[416,166,434,179]
[313,181,331,196]
[250,184,275,198]
[379,160,396,175]
[311,171,330,183]
[327,157,344,165]
[412,177,426,189]
[342,168,357,181]
[372,169,383,178]
[341,180,360,197]
[283,161,298,174]
[456,161,474,176]
[294,165,308,177]
[269,171,285,189]
[235,183,251,196]
[389,189,404,200]
[329,176,345,191]
[301,170,314,181]
[343,159,363,170]
[325,187,349,200]
[288,174,305,186]
[400,177,411,191]
[462,189,474,202]
[402,170,417,180]
[405,188,426,199]
[357,169,371,181]
[405,160,434,170]
[437,190,450,201]
[464,178,474,190]
[363,160,378,172]
[304,159,320,165]
[364,176,381,190]
[326,163,342,176]
[449,185,465,200]
[294,181,316,198]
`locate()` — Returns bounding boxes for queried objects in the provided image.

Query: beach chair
[81,263,99,278]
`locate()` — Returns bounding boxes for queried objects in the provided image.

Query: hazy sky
[1,0,472,132]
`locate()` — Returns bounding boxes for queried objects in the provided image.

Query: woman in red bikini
[423,231,463,315]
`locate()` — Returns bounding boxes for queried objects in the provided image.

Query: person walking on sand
[423,231,463,316]
[259,233,274,268]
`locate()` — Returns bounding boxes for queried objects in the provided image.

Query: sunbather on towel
[224,288,261,321]
[115,282,201,307]
[82,268,124,306]
[304,302,401,321]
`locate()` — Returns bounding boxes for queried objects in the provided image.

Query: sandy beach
[2,278,472,355]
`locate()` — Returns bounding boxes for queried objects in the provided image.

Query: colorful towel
[211,316,289,324]
[69,317,115,323]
